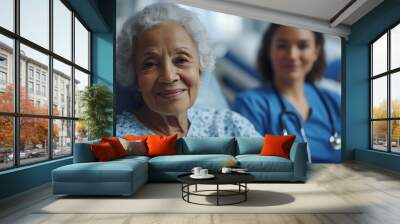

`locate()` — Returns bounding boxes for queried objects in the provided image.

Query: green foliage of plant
[79,84,113,140]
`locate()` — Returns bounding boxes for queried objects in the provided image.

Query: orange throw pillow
[259,135,296,159]
[101,137,127,158]
[124,135,148,141]
[146,134,177,157]
[91,142,117,161]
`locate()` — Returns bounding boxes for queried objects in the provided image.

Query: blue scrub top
[232,83,341,163]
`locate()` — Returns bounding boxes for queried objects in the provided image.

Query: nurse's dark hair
[257,24,326,83]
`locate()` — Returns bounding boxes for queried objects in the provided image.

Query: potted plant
[79,84,113,140]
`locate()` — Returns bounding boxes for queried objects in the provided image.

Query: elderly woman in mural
[116,2,260,138]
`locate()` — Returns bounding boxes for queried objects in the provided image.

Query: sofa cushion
[236,155,293,172]
[74,140,100,163]
[53,163,133,183]
[53,158,147,182]
[236,137,264,155]
[115,155,150,164]
[178,137,235,155]
[148,154,235,172]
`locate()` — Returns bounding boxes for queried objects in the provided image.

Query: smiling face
[270,26,320,83]
[133,22,201,115]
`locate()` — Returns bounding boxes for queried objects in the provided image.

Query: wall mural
[115,0,342,163]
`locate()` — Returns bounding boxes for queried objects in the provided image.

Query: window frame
[0,0,92,171]
[370,20,400,154]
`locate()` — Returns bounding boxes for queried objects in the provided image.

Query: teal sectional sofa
[52,137,308,196]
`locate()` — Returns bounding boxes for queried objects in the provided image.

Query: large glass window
[74,69,89,118]
[53,119,72,158]
[20,0,49,49]
[74,17,89,70]
[53,0,72,60]
[0,34,14,113]
[53,59,72,117]
[0,0,91,170]
[19,117,49,165]
[20,44,49,115]
[0,0,14,32]
[0,116,13,170]
[391,24,400,70]
[370,23,400,154]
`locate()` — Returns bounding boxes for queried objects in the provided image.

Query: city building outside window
[35,70,40,81]
[41,85,46,97]
[41,73,46,83]
[0,55,7,67]
[35,83,40,95]
[0,54,7,89]
[28,67,34,80]
[0,71,7,85]
[28,81,34,94]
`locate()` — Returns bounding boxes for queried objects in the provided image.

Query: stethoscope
[273,84,341,162]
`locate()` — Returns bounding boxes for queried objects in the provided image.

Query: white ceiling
[177,0,384,38]
[227,0,352,22]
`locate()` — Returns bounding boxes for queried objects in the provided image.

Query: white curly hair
[116,1,215,88]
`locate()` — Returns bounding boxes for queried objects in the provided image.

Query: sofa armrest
[289,142,308,181]
[73,140,100,163]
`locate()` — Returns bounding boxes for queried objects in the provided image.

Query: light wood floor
[1,162,400,224]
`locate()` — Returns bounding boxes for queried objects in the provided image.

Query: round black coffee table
[177,173,255,206]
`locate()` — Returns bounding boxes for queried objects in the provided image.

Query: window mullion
[370,45,373,149]
[49,0,53,160]
[13,0,20,166]
[388,29,391,152]
[71,10,76,155]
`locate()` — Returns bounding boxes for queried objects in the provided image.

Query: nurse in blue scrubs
[232,24,341,163]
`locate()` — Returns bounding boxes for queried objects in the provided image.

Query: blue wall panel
[355,149,400,172]
[92,33,113,88]
[66,0,110,32]
[344,44,369,159]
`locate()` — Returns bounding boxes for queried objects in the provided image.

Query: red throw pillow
[259,135,296,159]
[101,137,127,158]
[91,142,118,161]
[146,134,177,157]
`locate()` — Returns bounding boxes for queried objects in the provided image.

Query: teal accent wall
[355,149,400,172]
[0,158,72,199]
[92,33,113,88]
[0,0,115,200]
[345,0,400,171]
[66,0,110,32]
[91,0,115,135]
[91,32,114,136]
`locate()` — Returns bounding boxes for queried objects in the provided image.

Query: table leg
[181,184,183,199]
[188,184,190,202]
[217,184,219,206]
[245,183,247,201]
[195,184,197,192]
